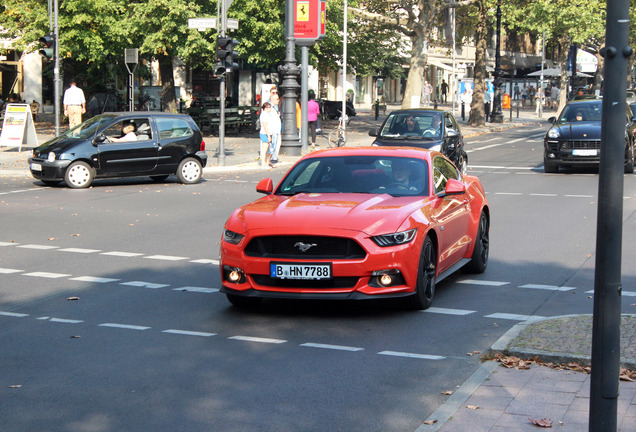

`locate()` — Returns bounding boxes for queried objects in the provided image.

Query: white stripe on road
[99,323,151,330]
[300,343,364,352]
[0,268,23,274]
[585,290,636,297]
[18,244,59,250]
[564,194,594,198]
[457,279,509,287]
[23,271,71,279]
[144,255,189,261]
[485,313,544,321]
[190,259,219,264]
[423,307,475,316]
[172,287,219,293]
[58,248,102,254]
[120,281,169,289]
[469,165,536,170]
[49,318,84,324]
[0,311,29,318]
[529,193,558,197]
[0,242,18,246]
[70,276,121,284]
[228,335,287,344]
[494,192,523,196]
[378,351,445,360]
[162,329,216,337]
[519,284,576,292]
[100,251,145,257]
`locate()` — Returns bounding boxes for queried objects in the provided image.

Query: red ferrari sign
[294,0,321,45]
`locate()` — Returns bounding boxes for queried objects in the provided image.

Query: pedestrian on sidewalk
[63,79,86,129]
[422,81,433,107]
[307,91,320,150]
[259,102,278,169]
[441,80,448,104]
[484,89,492,122]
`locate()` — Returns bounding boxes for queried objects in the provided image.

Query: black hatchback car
[369,109,468,174]
[544,100,636,173]
[29,112,208,188]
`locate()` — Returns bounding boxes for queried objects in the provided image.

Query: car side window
[156,118,193,139]
[102,118,151,142]
[433,156,459,194]
[444,113,456,131]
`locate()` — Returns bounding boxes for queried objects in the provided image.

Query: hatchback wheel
[177,157,202,184]
[65,161,94,189]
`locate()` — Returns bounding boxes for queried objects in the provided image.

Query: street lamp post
[490,0,504,123]
[279,0,302,156]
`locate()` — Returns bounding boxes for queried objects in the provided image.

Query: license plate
[270,262,332,280]
[572,149,598,156]
[31,163,42,171]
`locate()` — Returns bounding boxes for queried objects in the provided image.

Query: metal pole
[279,0,301,155]
[53,0,60,137]
[341,0,347,136]
[490,0,503,123]
[539,31,544,118]
[218,4,226,166]
[589,1,630,430]
[301,46,309,152]
[451,0,456,116]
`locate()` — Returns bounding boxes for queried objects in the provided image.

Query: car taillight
[200,140,206,152]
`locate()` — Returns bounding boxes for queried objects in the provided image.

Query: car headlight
[47,152,56,162]
[547,128,560,139]
[371,228,417,247]
[223,229,244,245]
[429,144,442,152]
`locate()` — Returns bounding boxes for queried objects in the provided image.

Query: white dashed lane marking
[59,248,102,254]
[457,279,509,287]
[228,336,287,344]
[162,329,216,337]
[70,276,121,284]
[98,323,151,331]
[120,281,170,289]
[520,284,576,292]
[144,255,189,261]
[0,311,29,318]
[0,268,23,274]
[100,251,144,257]
[586,290,636,297]
[18,244,58,250]
[484,313,544,321]
[23,271,71,279]
[300,343,364,352]
[423,307,475,316]
[378,351,445,360]
[173,287,220,293]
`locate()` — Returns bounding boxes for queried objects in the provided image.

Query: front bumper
[28,157,72,180]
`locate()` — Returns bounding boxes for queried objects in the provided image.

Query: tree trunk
[402,30,427,109]
[157,54,177,112]
[469,2,488,126]
[557,36,571,113]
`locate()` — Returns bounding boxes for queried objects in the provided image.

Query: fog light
[223,265,246,284]
[379,274,393,286]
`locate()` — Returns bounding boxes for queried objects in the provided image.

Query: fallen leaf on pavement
[423,420,437,425]
[66,296,80,301]
[529,417,553,427]
[48,237,55,241]
[466,405,479,410]
[9,385,22,389]
[441,390,453,395]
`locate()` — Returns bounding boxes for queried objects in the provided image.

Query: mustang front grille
[244,236,366,259]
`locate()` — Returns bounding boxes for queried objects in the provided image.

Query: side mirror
[446,129,458,138]
[548,116,556,124]
[368,128,378,137]
[256,178,273,194]
[439,178,466,198]
[93,134,107,145]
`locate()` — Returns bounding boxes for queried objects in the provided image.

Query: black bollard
[461,102,465,121]
[374,99,379,120]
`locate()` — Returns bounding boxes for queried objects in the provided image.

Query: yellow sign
[296,1,309,21]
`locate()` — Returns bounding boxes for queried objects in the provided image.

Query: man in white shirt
[63,79,86,129]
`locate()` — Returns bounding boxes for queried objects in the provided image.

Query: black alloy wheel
[405,236,437,310]
[466,211,489,273]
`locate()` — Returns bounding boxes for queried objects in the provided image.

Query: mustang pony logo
[294,242,318,252]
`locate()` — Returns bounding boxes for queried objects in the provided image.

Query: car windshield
[62,114,115,140]
[276,155,430,197]
[558,102,602,123]
[379,112,443,140]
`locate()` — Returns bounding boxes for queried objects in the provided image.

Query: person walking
[307,91,320,150]
[422,80,433,107]
[440,80,448,104]
[259,102,276,168]
[63,79,86,129]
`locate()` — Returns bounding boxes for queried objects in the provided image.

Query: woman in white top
[259,102,276,168]
[111,124,137,142]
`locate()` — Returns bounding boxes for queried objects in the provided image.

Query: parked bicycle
[317,110,348,148]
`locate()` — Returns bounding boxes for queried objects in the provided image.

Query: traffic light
[39,34,55,60]
[214,36,239,76]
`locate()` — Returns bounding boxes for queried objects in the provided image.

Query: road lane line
[423,307,475,315]
[300,343,364,352]
[162,329,216,337]
[378,351,445,360]
[190,259,219,264]
[0,311,29,318]
[228,335,287,344]
[529,193,558,197]
[120,281,169,289]
[49,318,84,324]
[585,290,636,297]
[457,279,509,286]
[58,248,102,254]
[172,287,219,293]
[100,251,144,257]
[144,255,189,261]
[519,284,576,292]
[70,276,121,284]
[18,244,59,250]
[484,313,544,321]
[0,268,23,274]
[23,271,71,279]
[99,323,151,330]
[0,242,19,246]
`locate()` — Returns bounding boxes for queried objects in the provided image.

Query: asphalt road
[2,124,636,432]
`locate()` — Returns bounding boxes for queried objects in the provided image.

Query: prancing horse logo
[294,242,317,252]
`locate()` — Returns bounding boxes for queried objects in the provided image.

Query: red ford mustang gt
[220,147,489,310]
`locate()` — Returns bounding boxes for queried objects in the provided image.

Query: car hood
[33,136,87,157]
[549,122,601,139]
[227,193,432,236]
[373,136,443,148]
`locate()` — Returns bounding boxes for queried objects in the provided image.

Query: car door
[430,156,471,273]
[97,117,158,174]
[154,116,197,169]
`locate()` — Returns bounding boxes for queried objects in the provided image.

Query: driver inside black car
[397,116,422,135]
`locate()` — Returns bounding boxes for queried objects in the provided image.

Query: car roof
[301,146,436,161]
[99,112,193,118]
[385,108,449,115]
